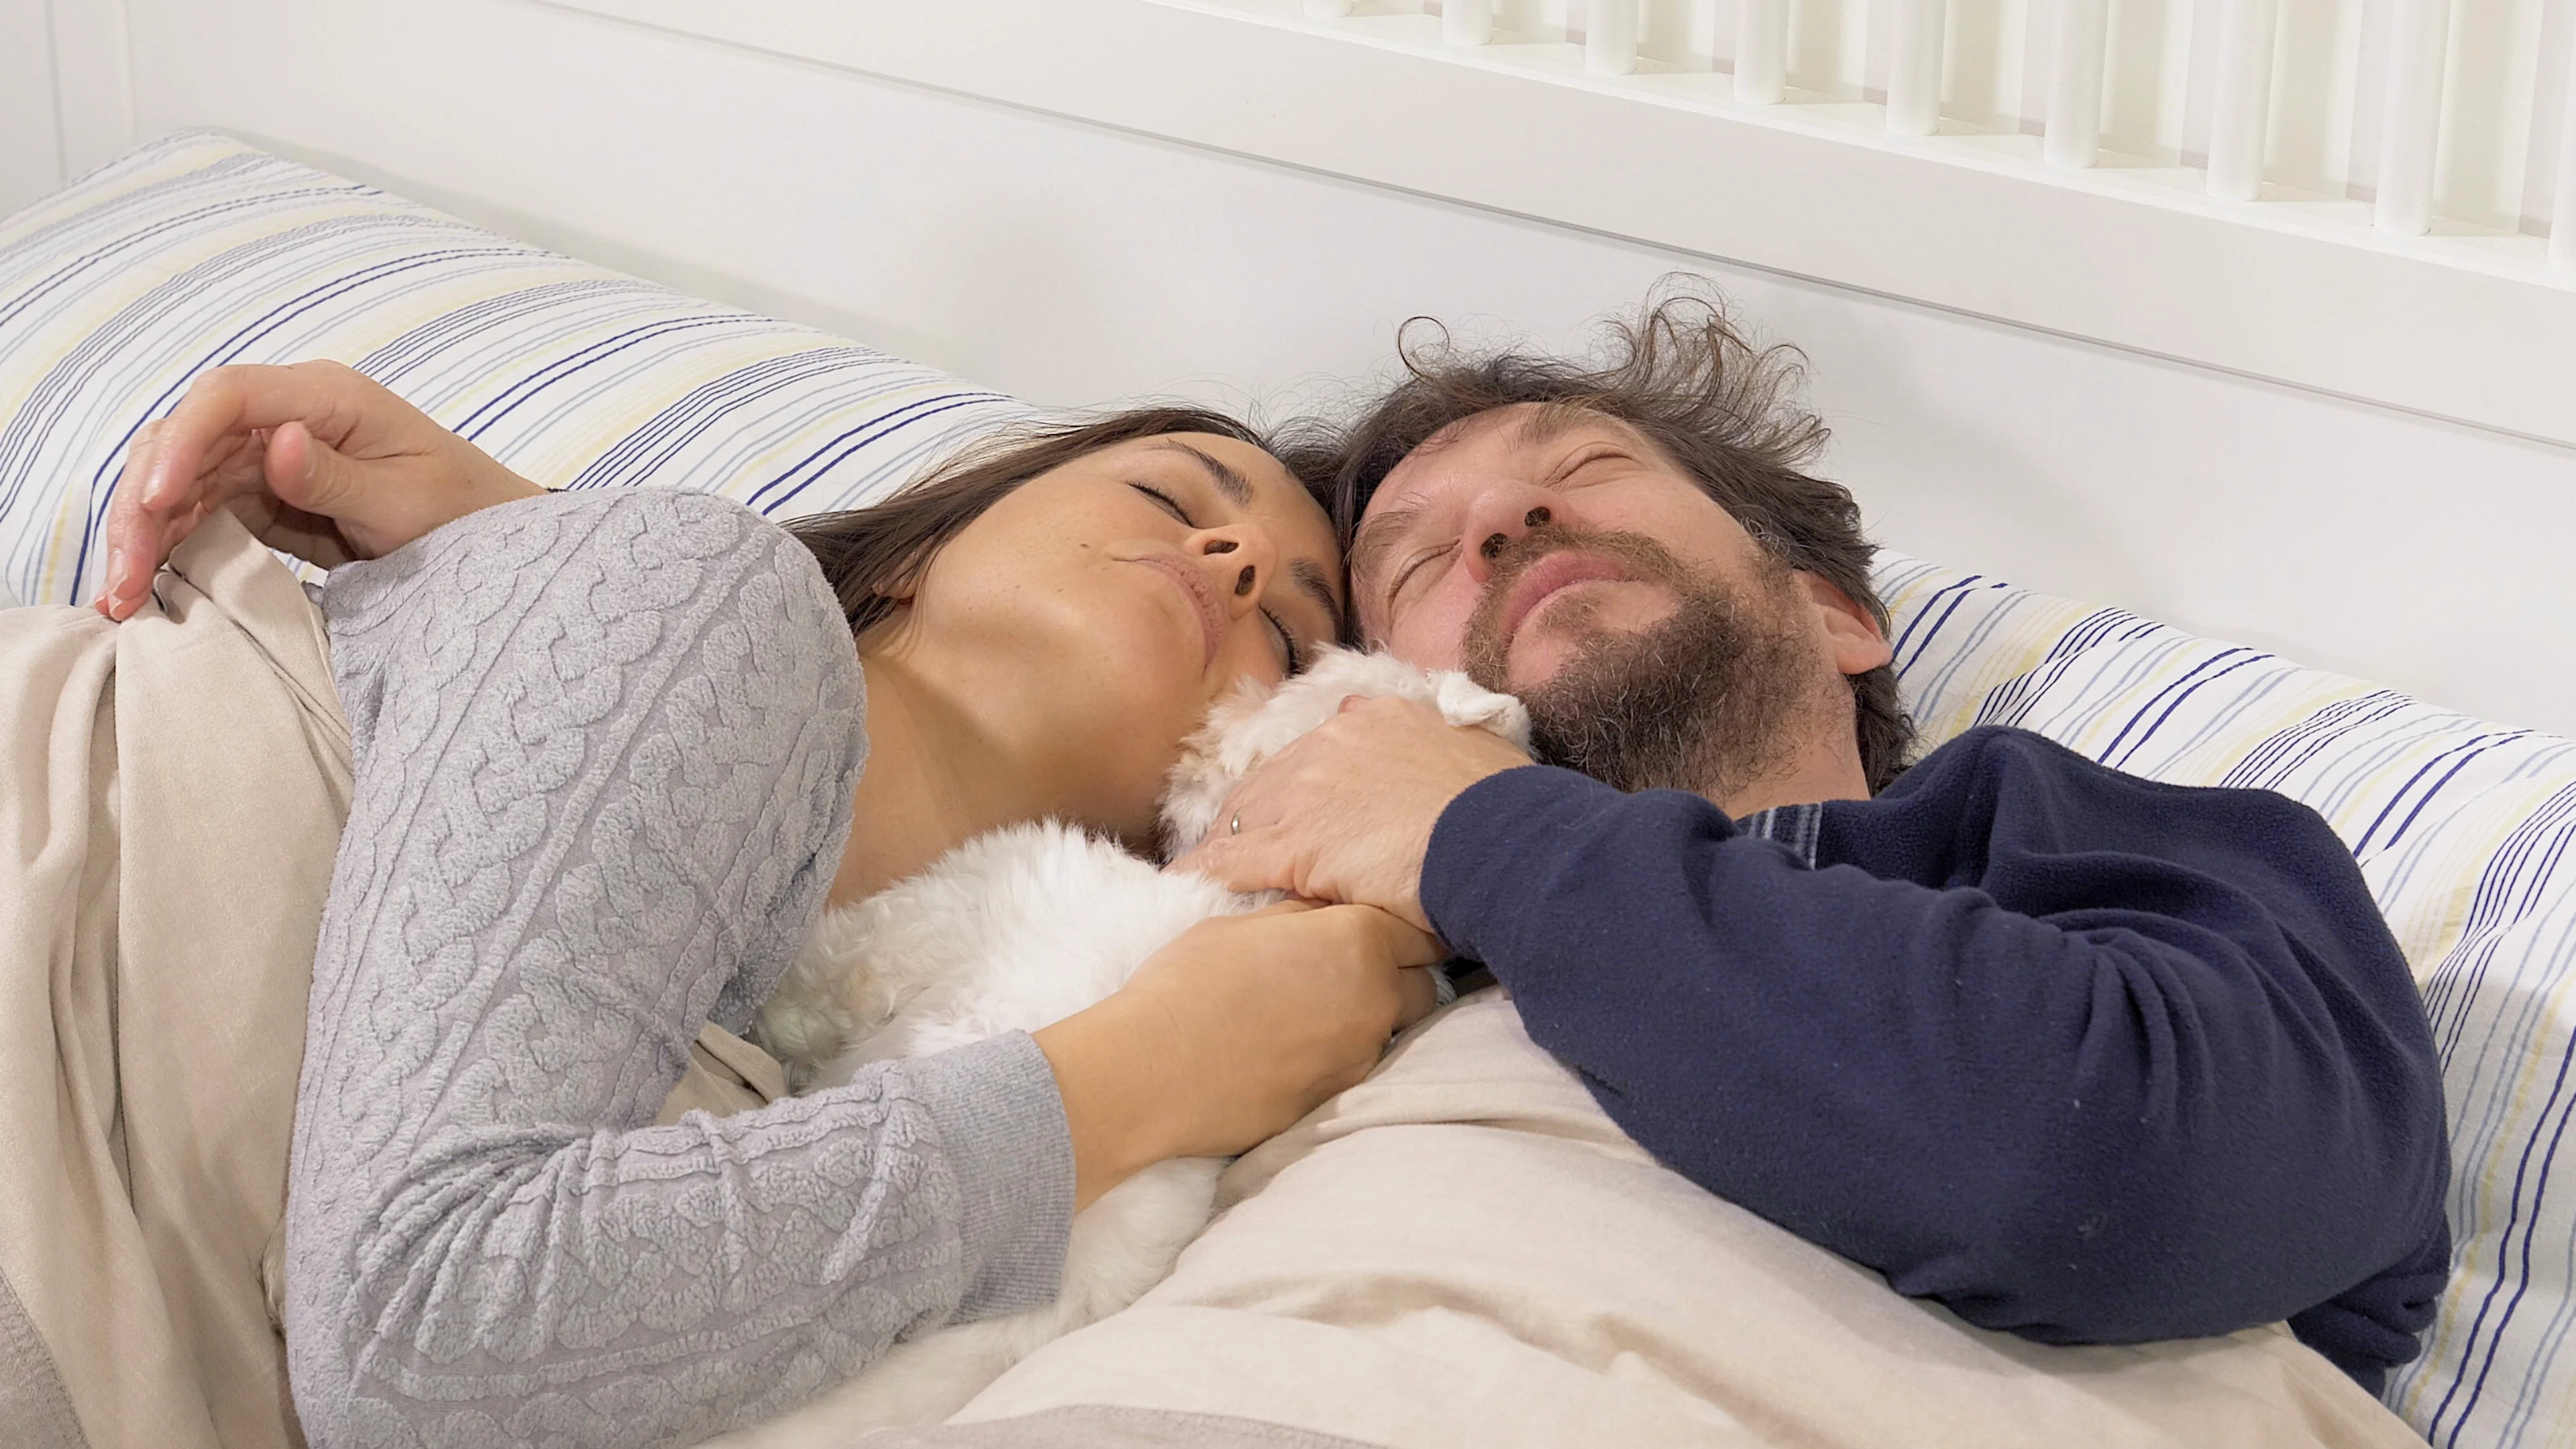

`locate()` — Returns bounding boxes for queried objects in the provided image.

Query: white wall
[0,0,65,215]
[2,0,138,213]
[5,0,2573,734]
[539,0,2576,447]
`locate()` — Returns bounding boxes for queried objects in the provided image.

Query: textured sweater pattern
[285,490,1073,1449]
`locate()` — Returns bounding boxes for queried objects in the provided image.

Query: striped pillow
[1880,557,2576,1448]
[6,131,2569,1448]
[0,131,1033,608]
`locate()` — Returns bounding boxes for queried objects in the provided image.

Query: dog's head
[1155,647,1532,861]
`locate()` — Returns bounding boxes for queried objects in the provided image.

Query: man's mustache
[1462,527,1692,668]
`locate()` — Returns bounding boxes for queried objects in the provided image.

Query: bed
[9,0,2576,1428]
[4,127,2575,1448]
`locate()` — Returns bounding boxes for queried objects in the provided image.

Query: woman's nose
[1191,525,1281,619]
[1458,485,1561,585]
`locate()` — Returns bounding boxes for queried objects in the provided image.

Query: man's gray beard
[1460,530,1821,799]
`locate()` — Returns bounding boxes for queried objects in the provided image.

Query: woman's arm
[286,488,1063,1449]
[286,484,1444,1448]
[1037,900,1442,1208]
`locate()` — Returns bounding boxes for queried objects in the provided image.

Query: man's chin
[1461,553,1682,699]
[1500,641,1576,697]
[1502,614,1656,696]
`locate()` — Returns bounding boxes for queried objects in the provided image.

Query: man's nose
[1459,484,1562,586]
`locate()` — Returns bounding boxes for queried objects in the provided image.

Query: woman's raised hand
[93,360,548,620]
[1032,900,1442,1208]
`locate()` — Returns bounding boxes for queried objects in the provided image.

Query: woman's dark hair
[1280,284,1915,790]
[787,407,1271,638]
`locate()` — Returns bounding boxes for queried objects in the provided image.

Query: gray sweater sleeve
[284,489,1074,1449]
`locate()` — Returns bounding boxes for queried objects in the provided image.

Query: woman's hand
[93,360,549,620]
[1032,900,1442,1208]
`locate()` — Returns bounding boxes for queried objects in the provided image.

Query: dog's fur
[720,648,1528,1442]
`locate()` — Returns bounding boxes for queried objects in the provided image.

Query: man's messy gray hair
[1283,280,1915,792]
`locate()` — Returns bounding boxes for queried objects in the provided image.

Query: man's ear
[1796,572,1894,678]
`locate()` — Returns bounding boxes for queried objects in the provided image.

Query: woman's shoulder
[317,487,863,756]
[322,488,843,649]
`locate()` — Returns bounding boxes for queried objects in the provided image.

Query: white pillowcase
[0,131,1031,609]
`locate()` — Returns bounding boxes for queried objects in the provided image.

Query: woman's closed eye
[1267,613,1308,674]
[1134,482,1307,676]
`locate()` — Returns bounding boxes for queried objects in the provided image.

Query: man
[1184,294,2453,1394]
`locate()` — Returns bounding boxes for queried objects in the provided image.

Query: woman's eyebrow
[1146,440,1253,506]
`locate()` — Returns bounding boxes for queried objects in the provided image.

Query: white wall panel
[47,0,136,176]
[1,0,138,212]
[2436,0,2539,231]
[2267,0,2364,195]
[1261,0,2573,231]
[0,0,63,216]
[2517,0,2575,233]
[492,0,2572,450]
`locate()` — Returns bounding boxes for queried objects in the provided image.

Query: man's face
[1350,402,1890,796]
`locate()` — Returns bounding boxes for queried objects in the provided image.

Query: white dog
[717,647,1529,1442]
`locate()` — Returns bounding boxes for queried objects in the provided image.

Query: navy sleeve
[1421,727,2450,1386]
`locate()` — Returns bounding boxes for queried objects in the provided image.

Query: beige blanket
[0,516,2430,1449]
[949,991,2427,1449]
[0,514,348,1449]
[0,514,784,1449]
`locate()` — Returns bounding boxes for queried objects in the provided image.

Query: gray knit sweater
[285,489,1075,1449]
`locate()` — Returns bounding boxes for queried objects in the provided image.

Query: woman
[98,362,1438,1449]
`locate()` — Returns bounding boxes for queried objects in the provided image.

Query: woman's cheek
[1080,594,1218,727]
[1220,637,1289,695]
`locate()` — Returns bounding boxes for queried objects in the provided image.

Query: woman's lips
[1138,554,1224,670]
[1497,549,1637,645]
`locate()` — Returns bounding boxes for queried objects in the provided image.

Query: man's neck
[1713,716,1875,817]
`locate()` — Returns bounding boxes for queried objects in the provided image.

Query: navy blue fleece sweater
[1421,725,2451,1393]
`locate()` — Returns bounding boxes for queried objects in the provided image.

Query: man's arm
[1423,727,2450,1363]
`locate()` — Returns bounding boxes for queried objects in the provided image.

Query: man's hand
[94,361,547,620]
[1175,696,1535,934]
[1032,900,1442,1208]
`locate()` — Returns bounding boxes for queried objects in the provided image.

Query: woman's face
[890,432,1344,844]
